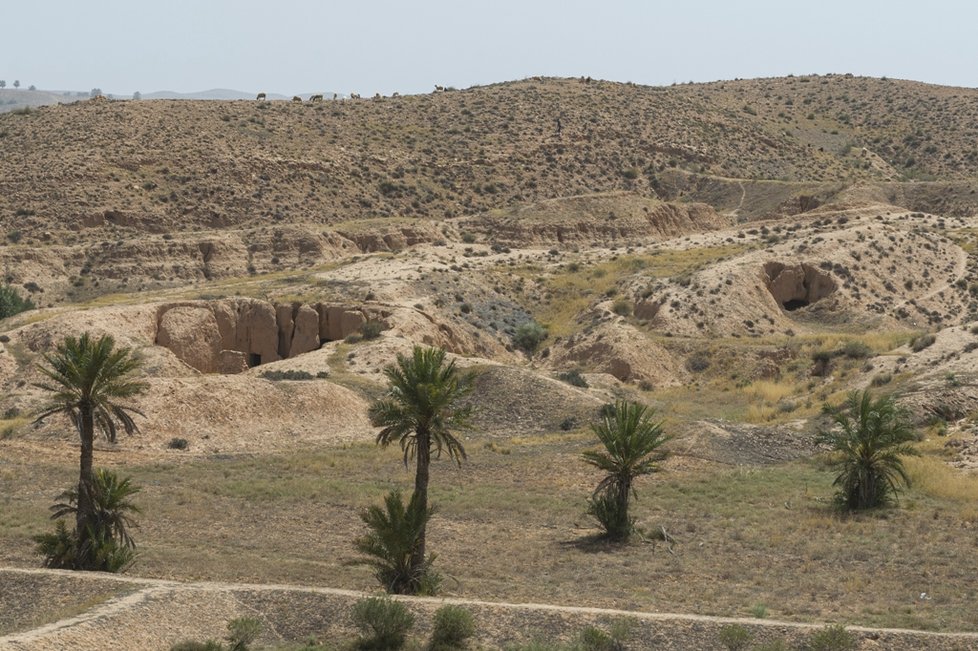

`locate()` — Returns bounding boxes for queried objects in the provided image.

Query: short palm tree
[582,400,671,540]
[367,346,472,591]
[818,390,918,510]
[36,468,142,571]
[355,489,437,594]
[34,333,147,567]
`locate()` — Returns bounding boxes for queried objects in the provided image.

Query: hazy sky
[2,0,973,95]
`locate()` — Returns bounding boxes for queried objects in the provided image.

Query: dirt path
[2,567,977,649]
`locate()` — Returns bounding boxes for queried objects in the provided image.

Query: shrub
[611,299,632,316]
[686,353,710,372]
[167,437,189,450]
[460,232,476,244]
[811,350,834,377]
[170,642,223,651]
[754,641,789,651]
[807,624,856,651]
[558,369,589,388]
[226,617,262,651]
[361,320,385,340]
[911,333,936,352]
[718,624,752,651]
[840,341,872,359]
[0,284,34,320]
[429,604,475,650]
[513,320,548,354]
[352,596,414,650]
[870,373,892,387]
[260,369,315,381]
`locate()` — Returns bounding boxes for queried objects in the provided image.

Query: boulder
[290,305,321,356]
[218,350,249,374]
[157,306,222,373]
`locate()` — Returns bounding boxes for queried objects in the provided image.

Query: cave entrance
[782,298,810,311]
[249,353,262,367]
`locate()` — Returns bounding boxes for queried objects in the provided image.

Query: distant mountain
[0,88,346,112]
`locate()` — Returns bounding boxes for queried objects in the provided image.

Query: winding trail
[2,567,977,648]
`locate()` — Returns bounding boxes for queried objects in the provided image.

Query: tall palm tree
[582,400,671,540]
[818,390,918,510]
[34,333,147,563]
[368,346,472,588]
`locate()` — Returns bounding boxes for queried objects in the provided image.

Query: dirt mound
[463,365,605,435]
[468,193,730,245]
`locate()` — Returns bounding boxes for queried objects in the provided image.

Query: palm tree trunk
[410,428,431,583]
[76,404,96,567]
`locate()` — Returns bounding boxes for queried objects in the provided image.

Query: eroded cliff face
[763,262,837,311]
[155,298,371,373]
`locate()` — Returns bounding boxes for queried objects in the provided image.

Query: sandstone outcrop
[155,299,370,374]
[763,262,836,311]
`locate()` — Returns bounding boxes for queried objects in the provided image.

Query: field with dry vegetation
[3,75,978,649]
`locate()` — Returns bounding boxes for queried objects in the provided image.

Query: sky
[1,0,974,96]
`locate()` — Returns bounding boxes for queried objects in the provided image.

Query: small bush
[871,373,892,387]
[578,621,631,651]
[911,333,936,352]
[0,284,34,320]
[513,320,548,354]
[558,369,589,388]
[754,641,790,651]
[611,299,632,316]
[841,341,872,359]
[361,320,385,340]
[345,333,364,344]
[260,369,315,381]
[170,642,223,651]
[718,624,752,651]
[587,489,632,541]
[686,353,710,372]
[226,617,262,651]
[559,417,577,431]
[460,232,477,244]
[807,624,857,651]
[167,437,189,450]
[352,596,414,650]
[429,604,475,650]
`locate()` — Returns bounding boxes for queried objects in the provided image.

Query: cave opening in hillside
[249,353,262,367]
[782,298,809,311]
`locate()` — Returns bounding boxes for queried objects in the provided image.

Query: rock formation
[155,298,370,373]
[763,262,837,311]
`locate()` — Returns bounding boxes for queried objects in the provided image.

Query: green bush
[840,341,872,359]
[352,596,414,650]
[0,284,34,320]
[558,369,589,388]
[260,369,315,381]
[611,299,632,316]
[226,617,261,651]
[586,488,632,541]
[807,624,857,651]
[911,333,936,352]
[686,353,710,372]
[429,604,476,650]
[361,320,385,340]
[718,623,752,651]
[170,641,223,651]
[754,640,789,651]
[513,320,548,354]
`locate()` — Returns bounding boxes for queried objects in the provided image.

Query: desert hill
[4,75,978,647]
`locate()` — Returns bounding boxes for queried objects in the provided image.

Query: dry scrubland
[3,75,978,649]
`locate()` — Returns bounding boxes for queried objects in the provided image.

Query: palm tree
[368,346,472,590]
[355,489,437,594]
[36,468,142,571]
[582,400,671,540]
[818,390,919,510]
[34,333,147,565]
